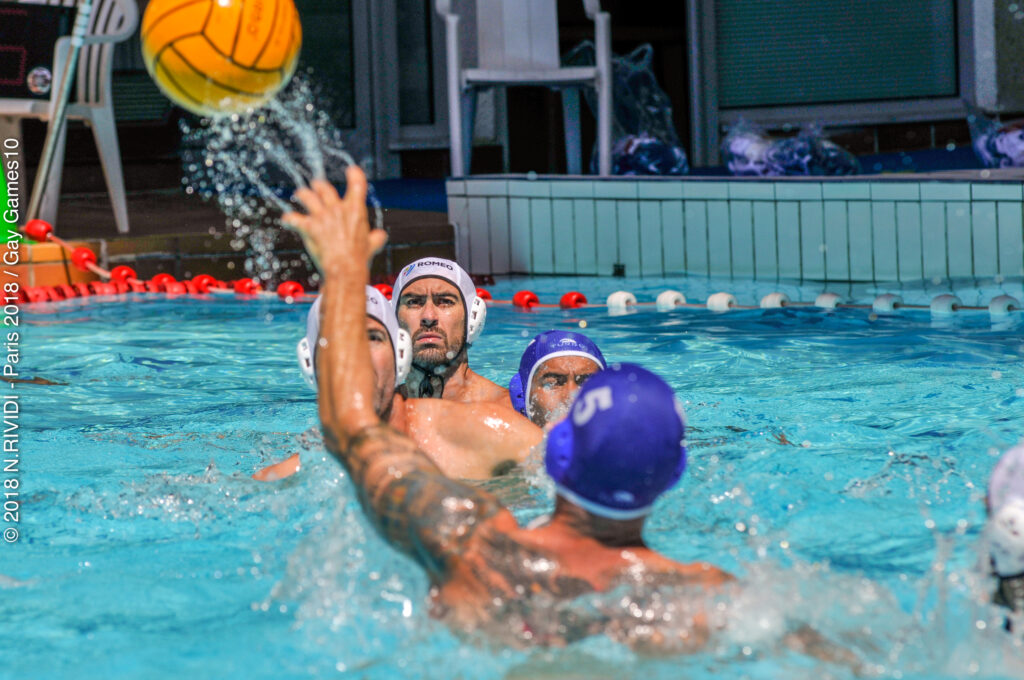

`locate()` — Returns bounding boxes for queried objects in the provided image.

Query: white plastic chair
[0,0,139,234]
[436,0,612,176]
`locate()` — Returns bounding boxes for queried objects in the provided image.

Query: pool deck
[446,168,1024,282]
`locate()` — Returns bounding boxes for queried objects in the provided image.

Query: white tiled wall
[446,177,1024,281]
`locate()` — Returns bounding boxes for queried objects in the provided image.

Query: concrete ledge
[447,175,1024,280]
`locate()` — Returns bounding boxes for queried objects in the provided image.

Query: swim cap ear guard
[989,498,1024,577]
[544,364,687,520]
[394,328,412,387]
[509,372,527,415]
[467,295,487,345]
[988,445,1024,577]
[297,337,316,390]
[297,295,324,391]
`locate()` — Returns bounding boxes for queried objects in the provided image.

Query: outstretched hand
[281,166,388,274]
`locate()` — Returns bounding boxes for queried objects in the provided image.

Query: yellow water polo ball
[141,0,302,117]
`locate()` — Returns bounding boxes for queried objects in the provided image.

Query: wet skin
[253,316,541,482]
[527,355,602,427]
[394,278,508,405]
[396,279,464,369]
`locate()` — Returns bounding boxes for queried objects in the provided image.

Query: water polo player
[986,444,1024,631]
[281,168,738,649]
[391,257,508,405]
[254,285,541,481]
[283,168,864,666]
[509,330,606,427]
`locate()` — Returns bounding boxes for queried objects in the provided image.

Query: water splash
[181,73,383,288]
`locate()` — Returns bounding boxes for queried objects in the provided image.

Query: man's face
[367,317,396,415]
[527,355,601,427]
[395,278,466,368]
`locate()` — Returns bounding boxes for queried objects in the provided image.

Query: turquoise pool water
[4,275,1024,679]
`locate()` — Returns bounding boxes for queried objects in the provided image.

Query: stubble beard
[414,332,465,371]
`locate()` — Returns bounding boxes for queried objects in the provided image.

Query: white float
[759,292,790,309]
[988,294,1021,317]
[929,294,961,315]
[815,292,841,309]
[655,289,686,312]
[606,290,637,316]
[707,292,737,312]
[872,294,903,313]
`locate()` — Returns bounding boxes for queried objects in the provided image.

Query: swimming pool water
[4,275,1024,679]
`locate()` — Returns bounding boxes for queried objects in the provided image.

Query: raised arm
[282,169,506,578]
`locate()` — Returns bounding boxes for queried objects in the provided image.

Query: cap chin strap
[404,338,471,396]
[555,484,653,521]
[404,366,445,398]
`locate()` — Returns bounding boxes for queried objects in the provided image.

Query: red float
[56,284,77,299]
[165,281,187,295]
[109,265,137,283]
[42,286,63,301]
[91,282,117,295]
[112,281,129,294]
[277,281,304,299]
[128,281,147,293]
[71,247,97,272]
[150,273,176,290]
[23,219,53,242]
[512,290,539,308]
[25,287,47,303]
[559,291,588,309]
[233,278,260,294]
[475,287,492,301]
[191,274,216,293]
[73,283,92,297]
[183,281,199,294]
[373,283,393,300]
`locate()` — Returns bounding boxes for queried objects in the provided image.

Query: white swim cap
[988,445,1024,577]
[391,257,486,344]
[296,288,412,389]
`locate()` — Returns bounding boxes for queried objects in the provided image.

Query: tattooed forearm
[325,423,503,578]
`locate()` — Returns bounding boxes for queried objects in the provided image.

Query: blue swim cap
[545,363,687,519]
[509,330,606,418]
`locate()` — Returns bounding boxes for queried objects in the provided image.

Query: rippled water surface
[4,276,1024,679]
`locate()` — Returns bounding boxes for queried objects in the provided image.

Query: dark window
[716,0,958,109]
